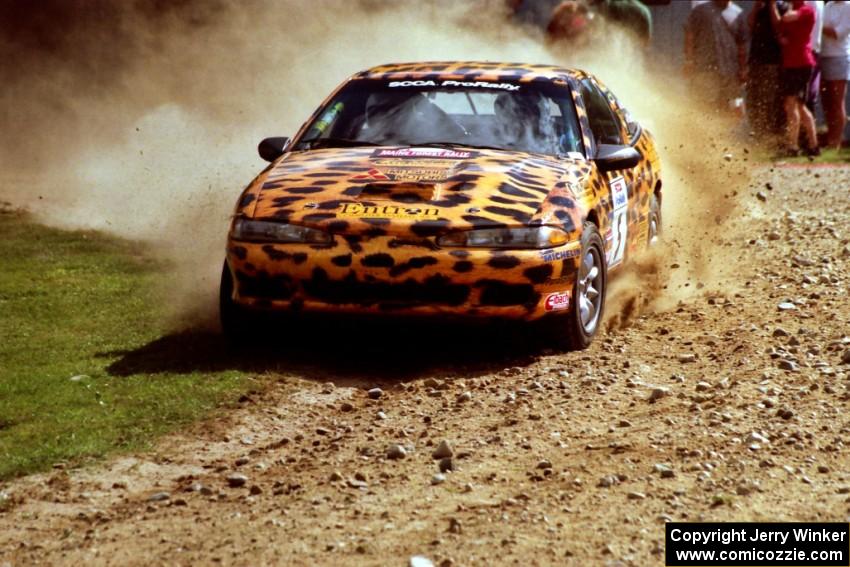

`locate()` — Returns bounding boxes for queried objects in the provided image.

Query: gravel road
[1,164,849,567]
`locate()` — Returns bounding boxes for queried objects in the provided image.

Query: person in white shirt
[806,1,824,112]
[809,0,824,53]
[692,0,743,27]
[821,0,850,149]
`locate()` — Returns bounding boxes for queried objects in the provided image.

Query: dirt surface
[1,165,849,566]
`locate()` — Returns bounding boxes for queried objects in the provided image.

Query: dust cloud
[547,26,752,328]
[0,0,748,330]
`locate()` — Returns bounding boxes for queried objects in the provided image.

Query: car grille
[302,271,470,308]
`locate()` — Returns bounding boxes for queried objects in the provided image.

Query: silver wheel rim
[578,247,603,334]
[648,214,659,246]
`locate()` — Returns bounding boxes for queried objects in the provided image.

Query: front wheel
[546,222,607,350]
[648,193,660,247]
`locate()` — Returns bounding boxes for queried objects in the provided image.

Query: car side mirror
[258,137,290,162]
[594,144,641,172]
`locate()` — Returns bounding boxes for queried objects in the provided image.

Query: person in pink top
[770,0,820,156]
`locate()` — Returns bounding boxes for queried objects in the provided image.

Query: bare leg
[822,80,836,147]
[822,81,849,149]
[798,100,818,150]
[831,80,847,149]
[822,80,845,148]
[785,96,801,150]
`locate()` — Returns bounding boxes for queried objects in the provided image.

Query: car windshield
[294,79,585,157]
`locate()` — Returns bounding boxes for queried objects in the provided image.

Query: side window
[556,97,585,155]
[579,79,623,147]
[602,86,640,144]
[621,106,640,143]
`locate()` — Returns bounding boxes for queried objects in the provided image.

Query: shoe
[806,146,820,157]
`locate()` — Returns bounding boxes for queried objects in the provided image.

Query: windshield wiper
[416,141,506,152]
[298,137,383,149]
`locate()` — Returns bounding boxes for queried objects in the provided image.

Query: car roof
[353,61,586,84]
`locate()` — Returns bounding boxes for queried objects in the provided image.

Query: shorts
[780,66,813,99]
[821,56,850,82]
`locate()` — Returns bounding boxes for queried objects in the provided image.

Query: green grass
[777,146,850,165]
[0,209,253,481]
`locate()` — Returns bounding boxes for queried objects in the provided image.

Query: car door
[577,77,642,269]
[592,79,657,254]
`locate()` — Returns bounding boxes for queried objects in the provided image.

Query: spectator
[546,0,594,46]
[589,0,653,46]
[692,0,745,29]
[510,0,562,31]
[684,1,748,112]
[804,1,825,118]
[771,0,820,155]
[747,1,785,139]
[820,0,850,149]
[546,0,595,49]
[545,1,652,49]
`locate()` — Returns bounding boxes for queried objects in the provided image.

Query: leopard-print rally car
[221,62,661,349]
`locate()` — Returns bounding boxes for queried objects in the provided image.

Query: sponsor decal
[352,160,454,183]
[338,203,439,219]
[440,80,521,91]
[540,248,581,262]
[607,176,629,267]
[610,176,629,210]
[310,102,344,136]
[372,147,474,159]
[351,168,391,181]
[378,160,455,182]
[544,291,571,311]
[388,80,520,91]
[372,158,454,168]
[381,167,448,182]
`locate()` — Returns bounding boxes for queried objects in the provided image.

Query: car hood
[246,146,589,238]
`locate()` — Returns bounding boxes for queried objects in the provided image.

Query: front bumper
[225,234,582,321]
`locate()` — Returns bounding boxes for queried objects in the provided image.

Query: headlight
[436,226,568,249]
[230,218,332,244]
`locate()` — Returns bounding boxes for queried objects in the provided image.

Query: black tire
[219,261,255,346]
[648,193,660,247]
[546,222,607,351]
